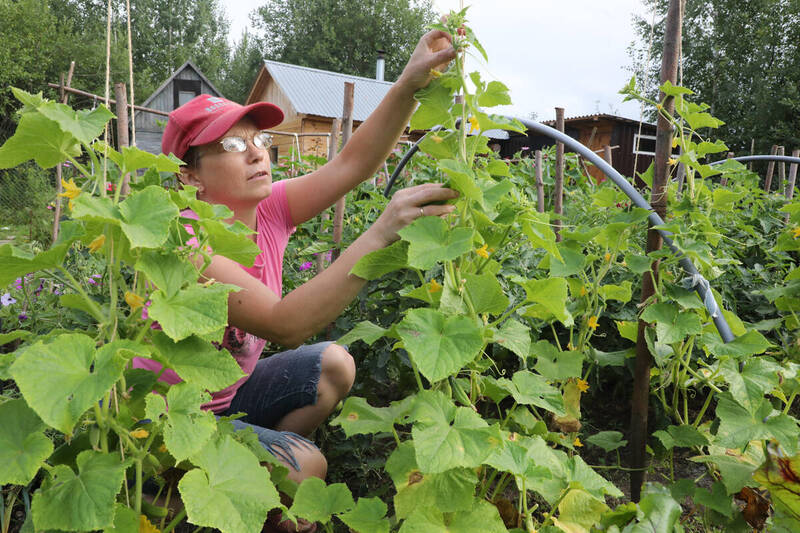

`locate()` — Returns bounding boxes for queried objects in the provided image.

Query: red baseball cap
[162,94,284,160]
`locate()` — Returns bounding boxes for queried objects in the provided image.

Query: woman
[140,29,458,531]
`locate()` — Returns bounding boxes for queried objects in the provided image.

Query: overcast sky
[221,0,651,122]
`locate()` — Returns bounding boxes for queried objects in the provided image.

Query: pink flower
[141,300,152,320]
[299,261,313,271]
[521,146,530,150]
[106,182,116,192]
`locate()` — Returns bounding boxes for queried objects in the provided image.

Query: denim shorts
[219,342,329,470]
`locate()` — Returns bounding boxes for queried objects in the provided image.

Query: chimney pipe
[376,50,386,81]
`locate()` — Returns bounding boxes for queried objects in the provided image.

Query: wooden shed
[246,60,413,161]
[499,114,657,181]
[134,61,224,156]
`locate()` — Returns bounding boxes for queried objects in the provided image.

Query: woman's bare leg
[273,343,355,436]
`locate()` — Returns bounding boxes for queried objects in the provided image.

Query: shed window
[173,79,201,109]
[633,134,656,156]
[178,91,196,106]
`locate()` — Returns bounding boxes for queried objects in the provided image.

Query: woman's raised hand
[397,30,457,91]
[369,183,459,245]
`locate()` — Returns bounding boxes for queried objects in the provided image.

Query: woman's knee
[281,443,327,484]
[319,343,355,398]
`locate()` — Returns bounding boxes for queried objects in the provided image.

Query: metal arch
[384,118,736,343]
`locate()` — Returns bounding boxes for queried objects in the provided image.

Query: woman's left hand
[397,30,457,91]
[368,183,459,245]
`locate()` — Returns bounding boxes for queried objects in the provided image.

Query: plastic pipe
[385,118,736,343]
[709,155,800,166]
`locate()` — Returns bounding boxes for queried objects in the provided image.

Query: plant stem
[783,391,798,415]
[409,355,425,392]
[66,156,94,180]
[693,389,714,427]
[135,458,143,514]
[161,508,187,533]
[58,267,105,322]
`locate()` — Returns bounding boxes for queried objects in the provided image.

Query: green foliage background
[629,0,800,154]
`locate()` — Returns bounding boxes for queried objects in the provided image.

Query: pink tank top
[132,180,295,412]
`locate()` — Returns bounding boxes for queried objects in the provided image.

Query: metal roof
[541,113,655,128]
[263,60,393,122]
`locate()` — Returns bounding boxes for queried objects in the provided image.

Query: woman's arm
[203,183,457,348]
[283,30,456,226]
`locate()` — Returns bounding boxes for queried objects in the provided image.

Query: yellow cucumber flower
[468,115,479,133]
[573,437,584,447]
[129,428,149,439]
[429,68,442,78]
[59,178,81,199]
[429,279,443,293]
[604,252,612,262]
[139,514,160,533]
[793,227,800,239]
[125,291,145,310]
[577,379,589,393]
[587,315,599,331]
[475,243,489,259]
[88,234,105,253]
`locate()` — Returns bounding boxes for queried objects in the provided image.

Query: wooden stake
[603,145,613,166]
[630,0,682,503]
[720,152,733,187]
[749,138,755,171]
[765,144,778,192]
[554,107,565,242]
[535,150,545,213]
[786,149,799,200]
[331,82,354,262]
[115,83,131,195]
[778,146,786,194]
[785,148,799,224]
[315,118,341,274]
[52,62,76,243]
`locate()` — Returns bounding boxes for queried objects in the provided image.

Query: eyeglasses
[218,130,273,153]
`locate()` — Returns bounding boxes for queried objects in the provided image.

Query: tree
[0,0,129,121]
[251,0,437,82]
[219,30,266,104]
[128,0,231,100]
[629,0,800,154]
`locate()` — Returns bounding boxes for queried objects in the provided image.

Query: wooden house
[497,113,658,181]
[134,61,225,156]
[246,60,412,161]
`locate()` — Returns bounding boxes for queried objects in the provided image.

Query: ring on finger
[419,207,425,217]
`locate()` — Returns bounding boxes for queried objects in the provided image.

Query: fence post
[331,82,354,262]
[535,149,545,213]
[554,107,565,242]
[115,83,131,196]
[720,152,733,187]
[603,145,612,166]
[52,61,76,243]
[315,118,341,274]
[785,148,800,224]
[765,144,778,192]
[778,145,786,194]
[630,0,682,503]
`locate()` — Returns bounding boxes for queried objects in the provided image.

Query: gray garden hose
[385,118,735,342]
